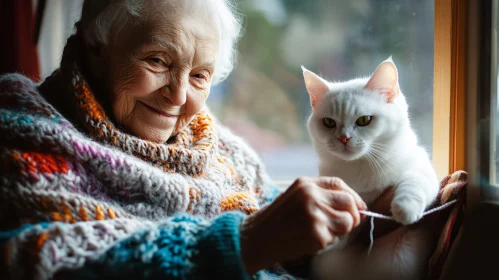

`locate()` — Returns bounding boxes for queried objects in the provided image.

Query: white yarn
[360,199,458,256]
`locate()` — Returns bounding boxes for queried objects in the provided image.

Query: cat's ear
[365,57,400,103]
[302,66,329,108]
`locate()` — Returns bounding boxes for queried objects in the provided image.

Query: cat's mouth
[342,146,353,154]
[340,146,356,157]
[336,145,364,160]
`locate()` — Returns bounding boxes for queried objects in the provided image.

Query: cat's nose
[338,136,351,145]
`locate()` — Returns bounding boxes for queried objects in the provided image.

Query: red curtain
[0,0,40,82]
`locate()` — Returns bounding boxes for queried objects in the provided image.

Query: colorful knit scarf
[0,70,278,279]
[0,69,278,224]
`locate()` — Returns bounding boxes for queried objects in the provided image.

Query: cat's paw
[391,196,425,225]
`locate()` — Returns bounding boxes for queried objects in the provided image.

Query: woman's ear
[365,57,400,103]
[302,66,330,109]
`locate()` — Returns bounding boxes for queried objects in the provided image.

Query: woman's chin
[129,121,174,144]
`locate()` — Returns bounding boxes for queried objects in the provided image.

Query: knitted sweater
[0,71,281,279]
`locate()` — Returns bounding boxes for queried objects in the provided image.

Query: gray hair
[77,0,242,84]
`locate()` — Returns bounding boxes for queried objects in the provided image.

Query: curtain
[0,0,40,81]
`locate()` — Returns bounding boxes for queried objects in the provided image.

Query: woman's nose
[164,77,187,106]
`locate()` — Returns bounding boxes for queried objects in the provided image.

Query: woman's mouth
[140,102,178,118]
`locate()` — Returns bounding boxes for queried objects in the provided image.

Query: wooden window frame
[433,0,467,180]
[435,0,499,208]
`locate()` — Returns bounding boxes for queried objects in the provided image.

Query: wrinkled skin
[88,5,219,143]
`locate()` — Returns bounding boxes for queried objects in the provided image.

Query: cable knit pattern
[0,71,280,279]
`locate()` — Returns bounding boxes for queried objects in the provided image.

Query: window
[209,0,434,182]
[464,0,499,203]
[38,1,439,185]
[492,0,499,187]
[37,0,81,79]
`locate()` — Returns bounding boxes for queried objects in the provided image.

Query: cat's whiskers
[367,143,391,157]
[317,148,330,157]
[369,143,391,152]
[369,144,397,166]
[369,144,398,171]
[369,150,396,178]
[369,146,396,165]
[367,147,395,179]
[366,153,388,181]
[365,152,385,179]
[364,153,377,174]
[315,142,334,157]
[369,148,392,163]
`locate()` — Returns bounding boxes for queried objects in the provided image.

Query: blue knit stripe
[52,212,251,279]
[192,211,252,279]
[0,222,52,243]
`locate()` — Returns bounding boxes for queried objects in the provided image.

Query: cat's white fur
[303,58,439,280]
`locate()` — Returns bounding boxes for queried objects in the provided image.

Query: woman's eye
[323,118,336,128]
[356,115,373,126]
[191,72,210,87]
[191,73,208,81]
[192,74,205,79]
[149,58,166,66]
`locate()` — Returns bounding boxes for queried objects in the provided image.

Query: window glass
[494,69,498,186]
[209,0,434,179]
[492,0,499,186]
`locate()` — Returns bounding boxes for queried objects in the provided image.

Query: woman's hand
[240,177,367,275]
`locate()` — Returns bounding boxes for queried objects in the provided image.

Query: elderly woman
[0,0,366,279]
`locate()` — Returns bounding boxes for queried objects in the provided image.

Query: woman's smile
[139,101,179,119]
[135,100,179,129]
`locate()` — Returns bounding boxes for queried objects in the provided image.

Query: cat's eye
[356,116,372,126]
[323,118,336,128]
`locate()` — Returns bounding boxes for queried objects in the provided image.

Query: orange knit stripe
[61,202,76,223]
[48,204,109,222]
[220,192,258,214]
[14,152,69,174]
[189,114,213,140]
[170,148,177,157]
[245,207,259,214]
[79,206,88,221]
[217,157,236,177]
[52,212,63,221]
[107,208,116,219]
[74,82,106,121]
[36,232,49,250]
[95,205,104,220]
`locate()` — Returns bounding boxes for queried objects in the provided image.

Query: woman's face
[100,10,219,143]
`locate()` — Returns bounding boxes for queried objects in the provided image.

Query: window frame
[442,0,499,208]
[433,0,467,179]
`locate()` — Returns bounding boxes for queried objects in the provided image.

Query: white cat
[302,57,439,280]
